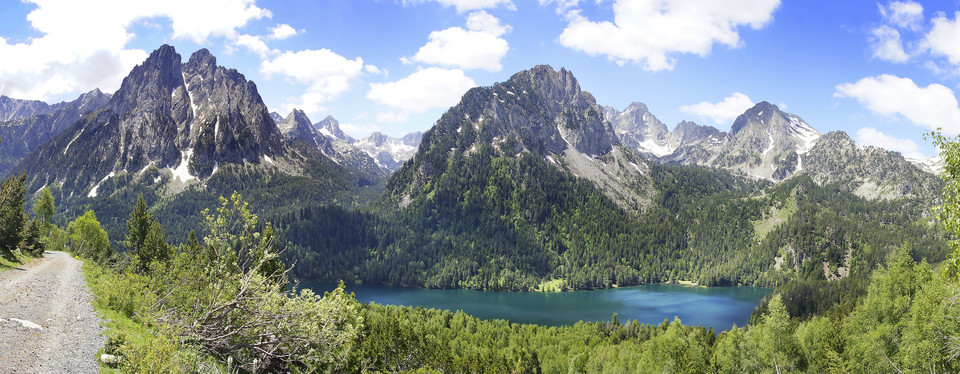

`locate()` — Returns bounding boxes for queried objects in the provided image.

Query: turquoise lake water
[303,282,771,329]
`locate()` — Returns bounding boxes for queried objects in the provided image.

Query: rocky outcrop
[803,131,941,199]
[0,89,110,174]
[16,45,285,196]
[354,131,421,172]
[388,65,652,211]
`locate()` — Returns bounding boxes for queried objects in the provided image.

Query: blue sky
[1,0,959,159]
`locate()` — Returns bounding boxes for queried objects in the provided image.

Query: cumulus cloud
[366,67,476,123]
[411,11,511,71]
[856,127,924,159]
[680,93,756,125]
[835,74,960,135]
[402,0,516,13]
[557,0,780,71]
[236,34,273,57]
[870,26,909,63]
[268,23,297,40]
[261,49,366,116]
[539,0,581,15]
[0,0,270,101]
[880,1,923,31]
[924,11,960,67]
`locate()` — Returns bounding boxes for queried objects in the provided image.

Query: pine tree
[125,194,168,271]
[32,187,55,236]
[0,173,27,258]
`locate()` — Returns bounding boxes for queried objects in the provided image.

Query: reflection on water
[301,282,771,329]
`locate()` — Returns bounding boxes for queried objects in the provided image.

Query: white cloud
[268,23,297,40]
[376,111,411,123]
[402,0,516,13]
[680,92,755,125]
[411,11,510,71]
[557,0,781,71]
[870,26,909,63]
[835,74,960,135]
[367,67,476,122]
[339,122,383,139]
[236,34,272,57]
[261,49,366,116]
[881,1,924,31]
[0,0,269,101]
[539,0,581,15]
[856,127,924,159]
[466,10,511,35]
[924,11,960,67]
[364,65,385,75]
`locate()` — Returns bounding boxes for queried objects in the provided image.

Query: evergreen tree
[32,186,55,236]
[0,173,27,258]
[22,218,45,256]
[125,194,168,271]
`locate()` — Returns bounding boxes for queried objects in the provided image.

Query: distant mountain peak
[16,44,285,196]
[316,115,351,142]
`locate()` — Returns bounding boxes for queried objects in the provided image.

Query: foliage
[278,156,945,294]
[0,172,26,258]
[79,192,363,372]
[124,194,169,272]
[67,210,112,263]
[21,218,44,256]
[33,186,55,236]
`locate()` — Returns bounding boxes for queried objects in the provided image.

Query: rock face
[388,65,652,211]
[608,102,672,159]
[711,101,821,180]
[310,114,422,173]
[609,100,938,199]
[802,131,941,199]
[0,89,111,173]
[16,45,285,196]
[315,115,353,143]
[278,110,383,176]
[354,132,421,172]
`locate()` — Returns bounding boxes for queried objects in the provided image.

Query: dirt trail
[0,251,105,373]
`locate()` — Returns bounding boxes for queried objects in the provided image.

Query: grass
[80,258,221,373]
[751,193,797,243]
[0,250,36,272]
[536,278,567,292]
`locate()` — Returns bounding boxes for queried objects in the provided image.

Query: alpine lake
[302,282,771,329]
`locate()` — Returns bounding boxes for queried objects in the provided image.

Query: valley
[0,44,955,372]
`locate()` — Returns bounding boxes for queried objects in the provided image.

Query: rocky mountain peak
[279,109,315,139]
[393,65,650,210]
[507,65,587,110]
[16,44,285,197]
[610,101,671,158]
[731,101,781,135]
[185,48,218,82]
[401,132,423,144]
[316,115,351,142]
[364,132,388,146]
[110,44,183,115]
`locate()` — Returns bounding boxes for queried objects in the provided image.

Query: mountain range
[0,44,945,290]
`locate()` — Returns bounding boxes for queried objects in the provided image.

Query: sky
[1,0,959,159]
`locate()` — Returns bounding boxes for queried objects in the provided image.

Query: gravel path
[0,251,105,373]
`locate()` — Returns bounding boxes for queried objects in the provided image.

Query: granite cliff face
[0,89,110,173]
[278,109,383,176]
[388,65,652,211]
[710,101,821,180]
[353,132,421,172]
[802,131,941,199]
[17,45,285,196]
[608,102,672,159]
[610,100,938,199]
